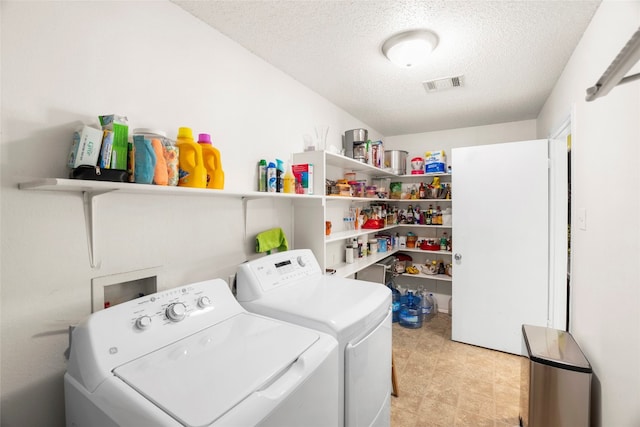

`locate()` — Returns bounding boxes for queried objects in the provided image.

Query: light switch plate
[577,208,587,231]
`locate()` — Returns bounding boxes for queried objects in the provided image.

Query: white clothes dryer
[236,249,392,427]
[65,279,339,427]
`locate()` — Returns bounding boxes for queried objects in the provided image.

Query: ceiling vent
[423,75,464,92]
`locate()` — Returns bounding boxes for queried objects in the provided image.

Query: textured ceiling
[172,0,601,136]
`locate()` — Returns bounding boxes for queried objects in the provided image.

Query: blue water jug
[399,291,423,329]
[387,282,401,322]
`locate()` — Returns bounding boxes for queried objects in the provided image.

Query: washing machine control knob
[135,315,152,330]
[197,296,212,308]
[166,302,187,322]
[297,256,306,267]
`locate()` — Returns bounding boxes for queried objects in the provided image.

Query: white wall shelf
[401,272,452,282]
[332,249,398,278]
[325,225,398,243]
[394,223,452,229]
[325,195,450,204]
[324,152,397,177]
[398,248,451,256]
[393,173,451,179]
[19,177,323,268]
[18,178,324,201]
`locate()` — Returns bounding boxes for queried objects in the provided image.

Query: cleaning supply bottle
[283,162,296,194]
[267,162,277,192]
[258,159,267,192]
[197,133,214,188]
[176,127,206,188]
[276,159,284,192]
[197,133,224,189]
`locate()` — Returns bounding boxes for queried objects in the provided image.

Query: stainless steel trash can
[520,324,592,427]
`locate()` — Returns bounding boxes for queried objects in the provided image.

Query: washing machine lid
[243,276,391,335]
[113,312,319,427]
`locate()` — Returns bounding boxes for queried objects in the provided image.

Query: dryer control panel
[236,249,322,300]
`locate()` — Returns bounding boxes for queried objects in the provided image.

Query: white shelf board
[389,198,451,203]
[401,272,452,282]
[394,223,452,229]
[19,178,324,201]
[325,195,388,203]
[325,195,451,204]
[325,152,396,177]
[325,225,398,243]
[398,248,452,256]
[332,249,399,277]
[392,173,451,179]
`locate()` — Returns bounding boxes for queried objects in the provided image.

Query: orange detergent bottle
[197,133,224,189]
[176,127,207,188]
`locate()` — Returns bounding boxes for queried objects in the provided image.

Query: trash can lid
[522,324,592,373]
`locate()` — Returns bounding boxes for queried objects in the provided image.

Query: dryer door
[345,308,392,426]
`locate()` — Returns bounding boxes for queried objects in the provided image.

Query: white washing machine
[65,278,339,427]
[236,249,392,427]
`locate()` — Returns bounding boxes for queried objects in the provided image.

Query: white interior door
[452,140,549,355]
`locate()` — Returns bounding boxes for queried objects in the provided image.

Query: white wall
[537,1,640,426]
[0,2,380,425]
[384,119,537,170]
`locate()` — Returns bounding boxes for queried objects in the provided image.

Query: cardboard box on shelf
[98,130,114,168]
[99,114,129,170]
[68,125,104,168]
[292,163,314,194]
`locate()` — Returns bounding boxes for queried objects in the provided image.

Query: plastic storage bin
[520,324,592,427]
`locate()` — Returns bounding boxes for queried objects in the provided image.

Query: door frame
[548,112,572,331]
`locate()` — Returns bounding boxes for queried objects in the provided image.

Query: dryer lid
[113,312,319,427]
[243,276,391,334]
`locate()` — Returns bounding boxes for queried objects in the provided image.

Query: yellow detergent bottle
[283,162,296,194]
[197,133,224,190]
[176,127,206,188]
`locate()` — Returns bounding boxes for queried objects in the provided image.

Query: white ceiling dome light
[382,29,439,68]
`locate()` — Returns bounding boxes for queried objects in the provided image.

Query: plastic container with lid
[197,133,224,189]
[132,129,173,185]
[132,135,156,184]
[176,127,206,188]
[368,239,378,254]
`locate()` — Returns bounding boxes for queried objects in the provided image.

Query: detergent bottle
[283,162,296,194]
[176,127,206,188]
[197,133,224,189]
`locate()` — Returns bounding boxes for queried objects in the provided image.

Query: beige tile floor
[391,313,523,427]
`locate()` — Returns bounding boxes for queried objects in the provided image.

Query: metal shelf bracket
[83,190,116,269]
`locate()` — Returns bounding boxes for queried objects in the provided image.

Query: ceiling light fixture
[382,29,439,68]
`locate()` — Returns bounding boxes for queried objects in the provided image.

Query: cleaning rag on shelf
[256,228,289,254]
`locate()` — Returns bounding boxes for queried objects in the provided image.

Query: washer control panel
[70,278,245,385]
[120,279,238,333]
[239,249,322,294]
